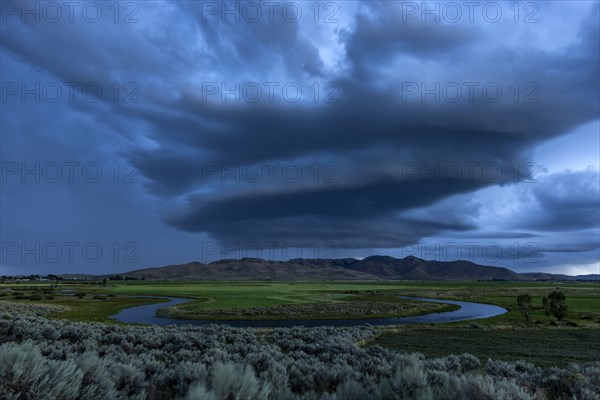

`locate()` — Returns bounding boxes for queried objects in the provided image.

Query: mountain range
[102,256,600,281]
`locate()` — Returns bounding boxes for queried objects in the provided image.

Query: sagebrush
[0,302,598,399]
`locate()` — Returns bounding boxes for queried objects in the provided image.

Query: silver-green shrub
[0,301,598,400]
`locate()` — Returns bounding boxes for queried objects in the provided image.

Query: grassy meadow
[1,280,598,366]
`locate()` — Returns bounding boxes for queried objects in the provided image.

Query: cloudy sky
[1,0,598,276]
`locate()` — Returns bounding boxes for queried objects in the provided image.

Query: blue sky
[1,1,598,275]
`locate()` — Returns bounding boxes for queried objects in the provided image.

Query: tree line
[517,291,568,322]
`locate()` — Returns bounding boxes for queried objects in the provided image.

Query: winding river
[110,296,506,327]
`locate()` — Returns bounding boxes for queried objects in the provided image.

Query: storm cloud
[1,0,598,274]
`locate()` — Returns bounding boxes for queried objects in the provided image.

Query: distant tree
[548,291,568,321]
[102,278,107,286]
[542,297,550,316]
[516,294,532,322]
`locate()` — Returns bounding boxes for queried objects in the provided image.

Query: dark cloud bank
[1,1,598,273]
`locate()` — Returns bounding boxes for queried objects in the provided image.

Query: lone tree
[548,291,568,321]
[542,297,551,316]
[517,294,533,322]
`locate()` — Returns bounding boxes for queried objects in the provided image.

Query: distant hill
[115,258,374,281]
[94,256,597,281]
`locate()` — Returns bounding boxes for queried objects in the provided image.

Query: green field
[369,326,600,367]
[0,281,459,321]
[107,280,599,324]
[1,280,598,324]
[0,285,168,324]
[1,280,598,365]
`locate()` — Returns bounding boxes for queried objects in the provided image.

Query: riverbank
[110,295,506,327]
[156,297,459,320]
